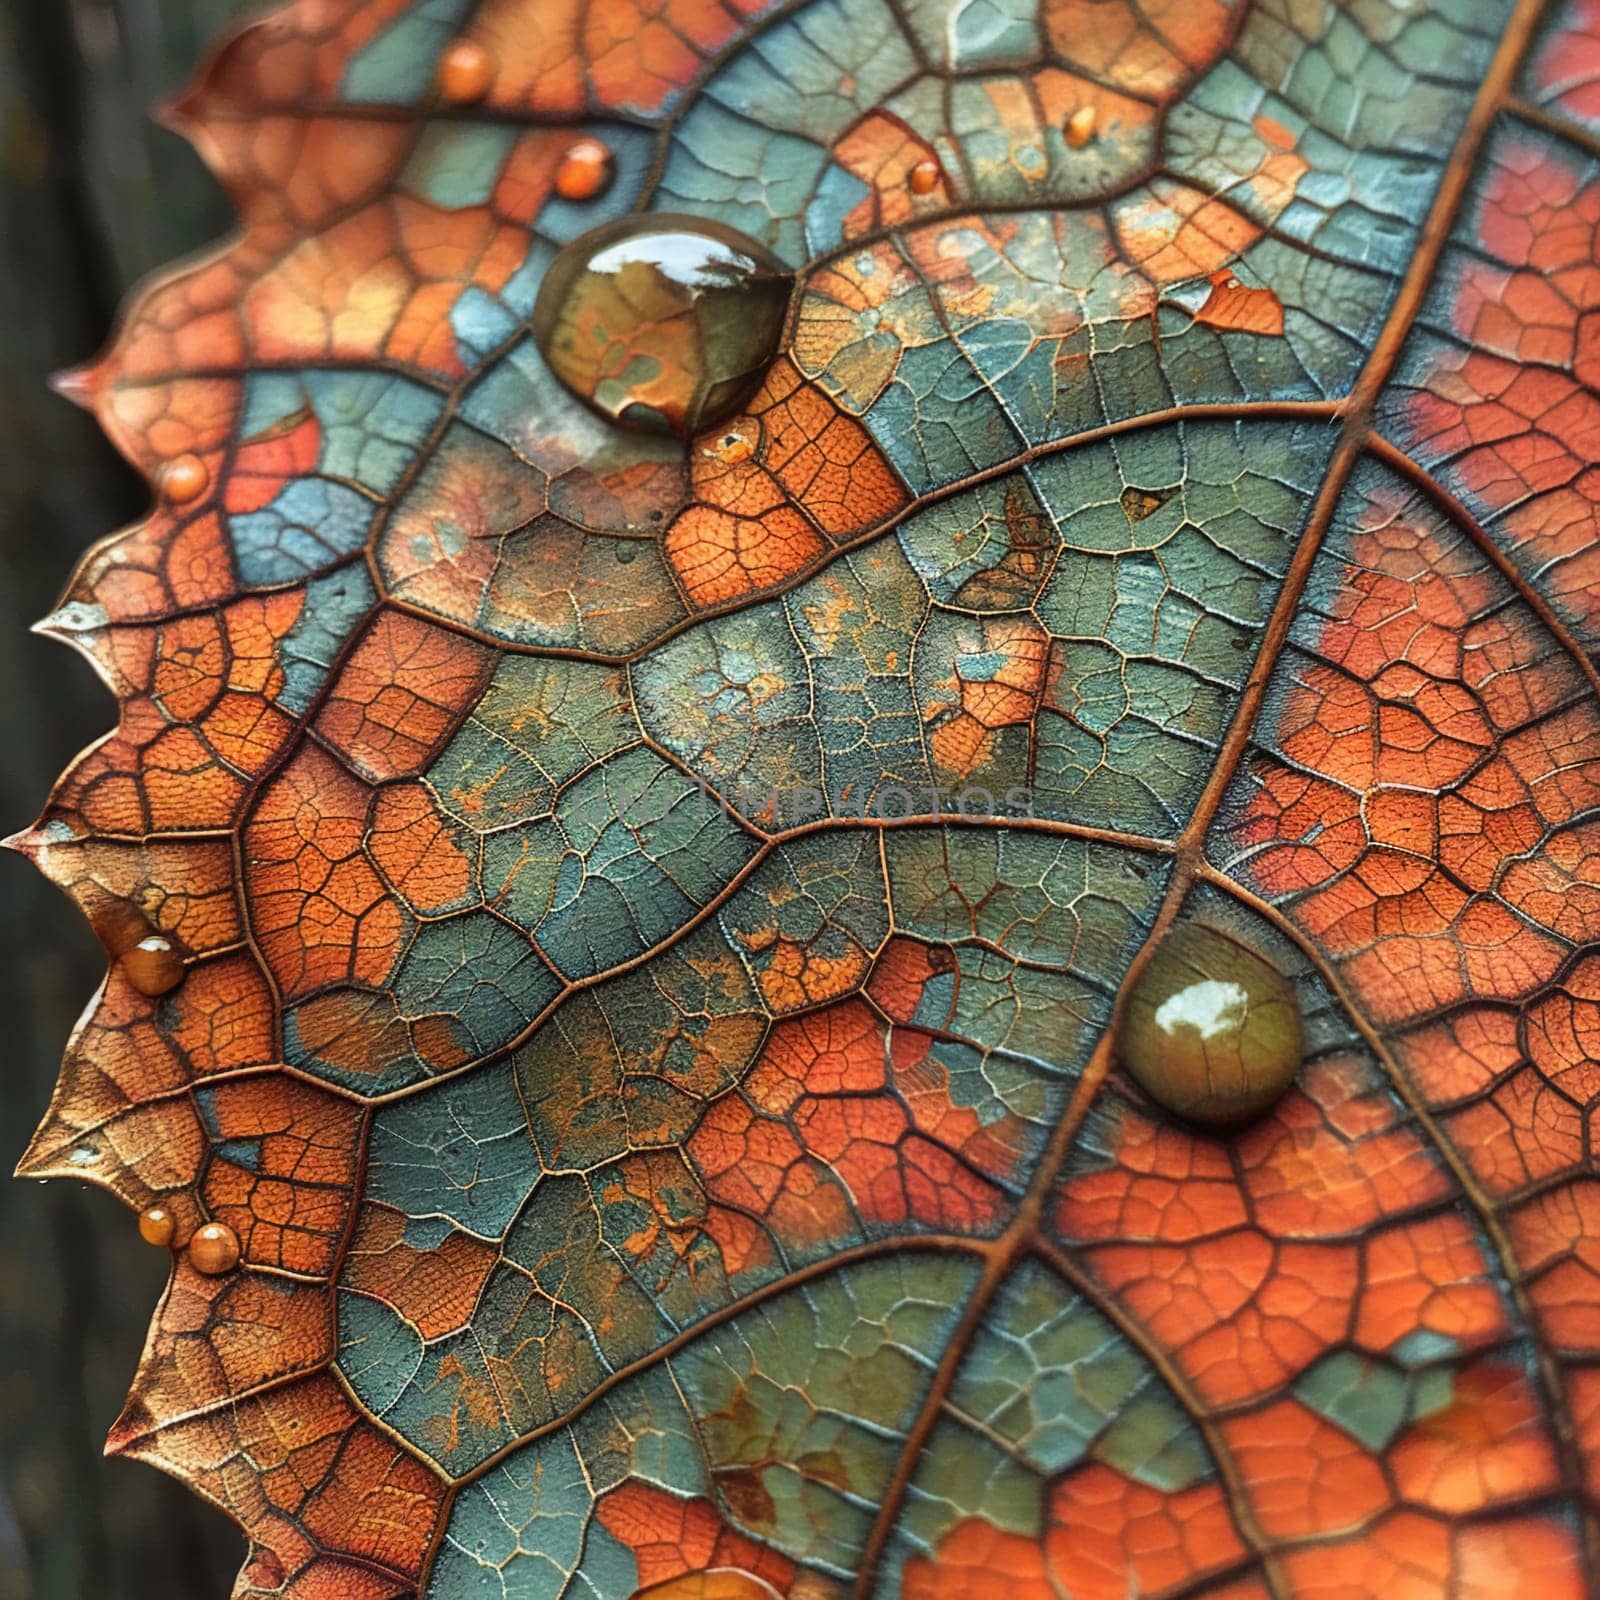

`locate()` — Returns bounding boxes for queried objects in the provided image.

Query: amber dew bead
[1120,922,1302,1128]
[555,138,616,202]
[120,934,185,997]
[138,1205,177,1248]
[437,38,494,104]
[908,158,942,195]
[188,1221,242,1276]
[92,900,186,996]
[1065,105,1098,148]
[159,453,209,504]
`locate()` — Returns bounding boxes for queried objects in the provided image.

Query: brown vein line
[848,1239,1025,1596]
[89,357,457,395]
[851,3,1553,1591]
[1176,10,1554,881]
[323,1358,462,1488]
[1505,93,1600,164]
[358,810,1170,1109]
[17,814,1174,1163]
[412,1233,994,1590]
[1366,431,1600,703]
[633,0,1254,208]
[110,1355,343,1460]
[1362,427,1600,1570]
[27,177,544,1111]
[846,902,1211,1593]
[806,0,1266,271]
[1028,1235,1284,1582]
[1195,861,1595,1557]
[10,825,238,846]
[318,1107,385,1461]
[806,160,1368,284]
[635,0,839,199]
[382,398,1340,667]
[26,1056,388,1129]
[114,1372,424,1591]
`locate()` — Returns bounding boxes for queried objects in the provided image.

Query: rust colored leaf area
[14,0,1600,1596]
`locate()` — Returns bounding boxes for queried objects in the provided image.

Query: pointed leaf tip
[105,1393,157,1458]
[151,93,194,136]
[32,604,114,680]
[49,366,97,410]
[15,1126,66,1182]
[13,1111,112,1185]
[1,827,41,859]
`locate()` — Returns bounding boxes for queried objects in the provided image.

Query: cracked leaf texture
[16,0,1600,1596]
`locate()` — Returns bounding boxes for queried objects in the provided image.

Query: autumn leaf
[14,0,1600,1596]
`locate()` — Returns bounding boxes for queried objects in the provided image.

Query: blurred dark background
[0,1,251,1595]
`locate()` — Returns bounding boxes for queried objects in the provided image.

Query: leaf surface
[16,0,1600,1596]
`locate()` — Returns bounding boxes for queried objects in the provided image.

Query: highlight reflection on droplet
[532,214,793,440]
[1120,922,1302,1128]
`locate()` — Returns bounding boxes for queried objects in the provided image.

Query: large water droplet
[92,899,187,996]
[122,934,185,997]
[139,1204,177,1248]
[533,214,793,440]
[1121,922,1301,1128]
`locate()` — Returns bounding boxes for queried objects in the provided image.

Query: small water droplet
[909,159,942,195]
[1121,922,1301,1128]
[121,934,185,998]
[187,1221,241,1276]
[139,1205,177,1248]
[160,454,209,504]
[616,543,638,564]
[437,39,494,103]
[1066,105,1098,148]
[555,137,615,202]
[533,214,793,439]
